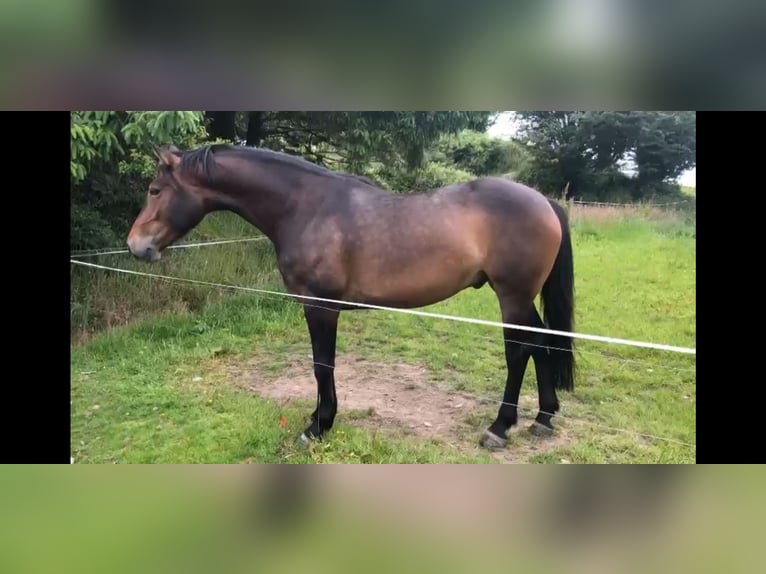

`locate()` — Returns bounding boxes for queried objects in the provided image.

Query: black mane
[179,144,380,188]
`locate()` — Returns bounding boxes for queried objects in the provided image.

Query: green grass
[70,207,696,463]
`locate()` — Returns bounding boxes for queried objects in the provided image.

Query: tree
[581,112,642,170]
[634,111,696,186]
[204,112,237,141]
[245,112,265,147]
[514,111,696,200]
[247,111,495,172]
[515,111,593,198]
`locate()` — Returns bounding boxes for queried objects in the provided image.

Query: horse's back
[316,177,558,306]
[446,176,555,213]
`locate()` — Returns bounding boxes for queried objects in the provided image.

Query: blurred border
[2,0,765,109]
[2,465,764,574]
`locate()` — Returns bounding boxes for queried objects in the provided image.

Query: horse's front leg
[301,304,339,442]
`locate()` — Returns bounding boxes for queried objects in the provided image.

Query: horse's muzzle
[127,236,161,262]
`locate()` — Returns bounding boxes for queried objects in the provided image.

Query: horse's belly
[346,212,489,308]
[348,262,480,309]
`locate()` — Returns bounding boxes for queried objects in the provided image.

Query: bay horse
[127,143,575,451]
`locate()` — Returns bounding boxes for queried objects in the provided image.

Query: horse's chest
[277,243,347,298]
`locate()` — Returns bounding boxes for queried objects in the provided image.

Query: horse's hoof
[299,430,323,446]
[528,421,555,437]
[299,432,319,447]
[479,430,507,451]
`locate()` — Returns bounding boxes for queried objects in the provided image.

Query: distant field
[70,203,696,463]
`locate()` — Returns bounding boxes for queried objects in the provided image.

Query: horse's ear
[151,144,181,169]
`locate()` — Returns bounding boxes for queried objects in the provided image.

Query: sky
[486,112,696,188]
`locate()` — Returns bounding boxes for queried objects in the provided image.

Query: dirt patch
[227,354,574,463]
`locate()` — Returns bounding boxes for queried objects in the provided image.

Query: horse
[127,143,576,451]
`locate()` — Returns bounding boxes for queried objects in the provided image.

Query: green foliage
[435,129,528,176]
[70,203,119,248]
[515,111,592,196]
[634,111,696,184]
[70,111,124,183]
[587,168,636,202]
[515,111,696,201]
[514,158,562,196]
[71,111,206,184]
[254,112,495,172]
[369,161,476,193]
[70,112,208,250]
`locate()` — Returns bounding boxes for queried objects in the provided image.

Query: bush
[514,158,564,197]
[584,169,635,202]
[70,204,119,249]
[372,161,477,193]
[435,130,530,177]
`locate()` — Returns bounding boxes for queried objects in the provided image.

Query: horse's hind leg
[479,297,541,450]
[528,309,559,437]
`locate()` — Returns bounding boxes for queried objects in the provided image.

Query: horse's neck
[215,164,304,243]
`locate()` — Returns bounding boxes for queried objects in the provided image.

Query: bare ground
[227,354,574,463]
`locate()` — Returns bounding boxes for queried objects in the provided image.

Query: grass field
[70,202,696,463]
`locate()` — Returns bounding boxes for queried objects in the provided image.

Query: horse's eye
[149,187,161,196]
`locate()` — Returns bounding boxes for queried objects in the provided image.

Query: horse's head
[127,145,208,262]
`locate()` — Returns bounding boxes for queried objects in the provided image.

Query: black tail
[540,200,576,391]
